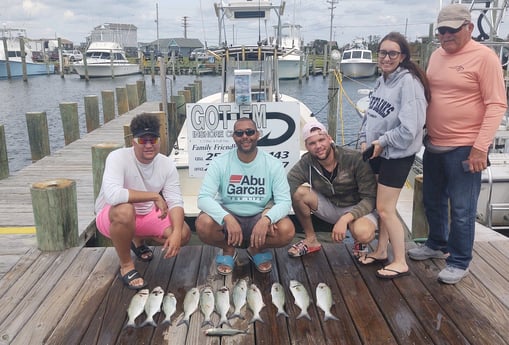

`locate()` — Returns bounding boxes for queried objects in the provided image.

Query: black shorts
[223,213,262,249]
[369,155,415,188]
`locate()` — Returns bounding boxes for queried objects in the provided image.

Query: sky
[1,0,508,48]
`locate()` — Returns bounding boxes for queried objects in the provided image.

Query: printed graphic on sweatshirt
[227,174,266,201]
[368,96,395,118]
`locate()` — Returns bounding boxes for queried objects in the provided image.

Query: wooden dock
[1,100,509,344]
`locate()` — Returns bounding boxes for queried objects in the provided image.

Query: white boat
[170,0,315,211]
[0,28,55,78]
[340,39,377,78]
[72,41,140,78]
[276,23,307,79]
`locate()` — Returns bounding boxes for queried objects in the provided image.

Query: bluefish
[246,283,265,324]
[140,286,165,327]
[289,280,311,320]
[161,292,177,325]
[271,282,289,318]
[199,286,215,327]
[230,278,248,319]
[125,288,149,328]
[215,286,231,326]
[177,287,200,327]
[316,282,339,321]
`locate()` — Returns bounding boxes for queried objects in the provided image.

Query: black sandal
[118,269,148,290]
[131,242,154,262]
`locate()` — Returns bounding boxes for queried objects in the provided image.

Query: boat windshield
[352,51,362,59]
[362,51,372,59]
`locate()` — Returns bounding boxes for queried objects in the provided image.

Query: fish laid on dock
[230,278,248,319]
[289,280,311,320]
[204,327,249,336]
[315,283,339,321]
[271,282,289,318]
[177,287,200,327]
[200,286,215,327]
[125,289,150,328]
[247,283,265,324]
[161,292,177,325]
[215,286,231,326]
[140,286,165,327]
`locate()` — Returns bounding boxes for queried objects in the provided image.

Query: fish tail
[176,318,189,327]
[297,311,311,321]
[249,314,264,324]
[219,316,231,327]
[201,319,214,328]
[276,310,289,318]
[124,320,136,329]
[140,318,157,328]
[161,318,173,326]
[324,312,339,321]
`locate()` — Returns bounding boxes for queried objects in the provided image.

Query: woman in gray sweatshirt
[358,32,430,279]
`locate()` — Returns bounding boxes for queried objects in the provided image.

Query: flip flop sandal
[358,254,388,266]
[375,267,411,280]
[131,242,154,262]
[119,269,148,290]
[215,250,238,275]
[288,239,321,257]
[247,250,273,273]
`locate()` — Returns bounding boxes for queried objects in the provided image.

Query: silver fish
[215,286,231,326]
[204,327,248,336]
[289,280,311,320]
[230,278,248,319]
[316,283,339,321]
[246,283,265,324]
[140,286,165,327]
[161,292,177,325]
[125,288,150,328]
[271,282,289,318]
[177,287,200,327]
[200,286,215,327]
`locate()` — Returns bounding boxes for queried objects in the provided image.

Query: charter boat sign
[186,102,301,177]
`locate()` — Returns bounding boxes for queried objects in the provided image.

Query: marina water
[0,73,376,173]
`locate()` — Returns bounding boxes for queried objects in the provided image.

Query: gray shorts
[313,193,378,229]
[223,213,262,249]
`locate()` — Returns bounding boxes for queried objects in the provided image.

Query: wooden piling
[194,79,203,100]
[58,38,64,79]
[91,143,122,247]
[0,125,9,179]
[136,79,147,104]
[171,94,187,127]
[2,37,11,79]
[101,90,115,123]
[25,112,50,162]
[126,83,139,110]
[59,102,80,145]
[116,87,129,115]
[153,111,169,156]
[178,89,191,103]
[123,124,132,148]
[185,85,196,102]
[19,37,28,82]
[412,174,429,241]
[84,95,100,133]
[30,178,79,251]
[327,70,339,141]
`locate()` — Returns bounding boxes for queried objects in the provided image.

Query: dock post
[84,95,100,133]
[178,89,191,104]
[171,94,187,128]
[92,143,122,247]
[116,87,129,115]
[59,102,80,145]
[0,125,9,179]
[136,79,147,104]
[411,174,429,241]
[30,178,79,251]
[101,90,116,123]
[327,70,339,141]
[19,37,28,82]
[126,83,139,110]
[185,85,196,102]
[2,38,11,79]
[25,112,50,162]
[124,124,133,148]
[168,102,178,155]
[194,79,203,100]
[153,111,169,155]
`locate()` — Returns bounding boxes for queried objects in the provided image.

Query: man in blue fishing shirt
[196,117,295,275]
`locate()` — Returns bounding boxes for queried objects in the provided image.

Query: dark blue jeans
[422,146,481,269]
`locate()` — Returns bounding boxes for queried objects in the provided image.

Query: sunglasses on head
[437,24,467,35]
[134,137,160,145]
[233,129,256,137]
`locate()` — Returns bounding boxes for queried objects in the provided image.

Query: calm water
[0,73,376,173]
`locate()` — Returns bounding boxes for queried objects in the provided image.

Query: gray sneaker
[438,265,469,284]
[407,245,448,261]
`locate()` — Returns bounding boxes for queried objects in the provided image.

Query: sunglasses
[233,129,256,137]
[437,24,467,35]
[134,137,160,145]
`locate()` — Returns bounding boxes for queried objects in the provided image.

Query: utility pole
[182,16,190,39]
[325,0,339,75]
[155,2,160,53]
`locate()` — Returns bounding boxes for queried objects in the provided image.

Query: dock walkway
[1,101,509,344]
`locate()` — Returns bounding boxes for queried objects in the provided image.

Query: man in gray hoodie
[287,121,378,257]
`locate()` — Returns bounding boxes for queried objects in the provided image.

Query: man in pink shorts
[95,113,190,290]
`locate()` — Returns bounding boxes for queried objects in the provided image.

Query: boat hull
[340,61,377,78]
[72,63,141,78]
[278,55,306,79]
[0,60,55,78]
